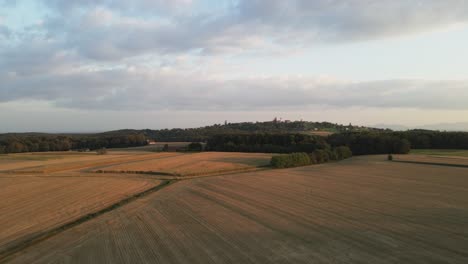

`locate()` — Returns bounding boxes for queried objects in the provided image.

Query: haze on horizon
[1,0,468,133]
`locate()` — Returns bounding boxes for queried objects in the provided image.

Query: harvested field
[7,156,468,263]
[1,152,179,174]
[395,154,468,167]
[97,152,272,176]
[0,176,161,255]
[0,153,98,172]
[411,149,468,157]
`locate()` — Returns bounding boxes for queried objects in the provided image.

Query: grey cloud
[0,25,10,38]
[0,41,80,76]
[1,68,468,111]
[236,0,468,41]
[42,0,193,15]
[28,0,468,61]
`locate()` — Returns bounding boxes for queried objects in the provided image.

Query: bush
[334,146,353,160]
[308,152,318,164]
[388,154,393,161]
[271,153,311,168]
[187,142,203,152]
[313,149,330,163]
[96,148,108,155]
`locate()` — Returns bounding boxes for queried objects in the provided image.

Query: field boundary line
[0,180,175,263]
[92,165,271,180]
[392,160,468,169]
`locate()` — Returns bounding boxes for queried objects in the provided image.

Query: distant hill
[374,122,468,132]
[0,120,386,153]
[106,121,387,142]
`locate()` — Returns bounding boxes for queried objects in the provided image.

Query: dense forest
[327,130,468,154]
[206,133,330,153]
[207,132,411,155]
[328,132,411,155]
[395,130,468,149]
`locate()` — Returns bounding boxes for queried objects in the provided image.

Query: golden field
[0,150,468,264]
[94,152,272,176]
[2,154,468,263]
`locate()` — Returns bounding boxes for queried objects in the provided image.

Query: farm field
[0,176,161,256]
[410,149,468,157]
[0,152,180,174]
[0,152,108,172]
[6,155,468,263]
[95,152,272,176]
[0,150,274,260]
[395,153,468,167]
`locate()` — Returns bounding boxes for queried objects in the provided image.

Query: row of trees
[206,132,411,156]
[206,133,330,153]
[327,130,468,154]
[270,146,353,169]
[395,130,468,149]
[328,133,411,155]
[0,133,147,154]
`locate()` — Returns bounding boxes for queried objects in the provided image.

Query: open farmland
[410,149,468,157]
[95,152,272,176]
[1,152,180,174]
[5,156,468,263]
[0,152,101,172]
[395,154,468,167]
[0,150,273,260]
[0,176,161,256]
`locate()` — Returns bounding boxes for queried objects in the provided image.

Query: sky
[1,0,468,132]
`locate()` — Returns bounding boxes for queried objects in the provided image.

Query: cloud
[1,0,468,116]
[0,24,9,38]
[236,0,468,41]
[42,0,194,16]
[0,0,16,7]
[15,0,465,61]
[2,65,468,111]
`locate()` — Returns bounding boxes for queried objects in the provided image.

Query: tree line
[328,132,411,155]
[270,146,353,169]
[206,133,330,153]
[0,133,147,154]
[395,130,468,149]
[118,120,385,142]
[206,132,412,155]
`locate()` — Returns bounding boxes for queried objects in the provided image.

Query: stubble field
[0,176,161,255]
[4,155,468,263]
[395,153,468,167]
[93,152,272,176]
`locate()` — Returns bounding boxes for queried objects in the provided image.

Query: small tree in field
[187,142,203,152]
[162,144,169,152]
[97,148,108,155]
